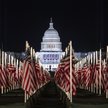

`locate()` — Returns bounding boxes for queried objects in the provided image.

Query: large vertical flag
[22,51,37,96]
[54,41,77,102]
[0,65,8,88]
[63,54,77,96]
[22,41,51,102]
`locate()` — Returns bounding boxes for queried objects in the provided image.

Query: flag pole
[79,61,81,89]
[90,53,93,92]
[16,59,19,88]
[1,51,4,94]
[0,49,1,65]
[70,41,72,103]
[9,54,10,64]
[24,40,30,103]
[93,52,95,93]
[24,41,28,103]
[4,52,7,93]
[24,91,27,103]
[0,49,1,94]
[95,51,98,94]
[106,46,108,60]
[99,49,102,95]
[106,46,108,98]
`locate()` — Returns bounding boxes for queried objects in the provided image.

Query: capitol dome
[43,19,60,39]
[44,29,59,38]
[40,18,62,52]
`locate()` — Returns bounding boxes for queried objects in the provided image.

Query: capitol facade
[37,19,64,71]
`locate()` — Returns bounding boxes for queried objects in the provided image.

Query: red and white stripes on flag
[0,65,8,88]
[54,62,65,90]
[54,55,77,96]
[22,58,37,95]
[63,56,77,96]
[6,64,18,88]
[104,64,108,93]
[35,63,43,88]
[22,57,51,96]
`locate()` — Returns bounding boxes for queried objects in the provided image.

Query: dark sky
[0,0,108,52]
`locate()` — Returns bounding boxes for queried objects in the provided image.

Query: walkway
[26,80,66,108]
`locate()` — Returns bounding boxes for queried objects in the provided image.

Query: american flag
[0,65,8,88]
[22,56,37,95]
[55,53,77,96]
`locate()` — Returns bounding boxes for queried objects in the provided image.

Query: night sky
[0,0,108,52]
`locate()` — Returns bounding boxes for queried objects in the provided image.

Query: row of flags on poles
[75,49,108,98]
[0,41,51,103]
[54,41,77,101]
[54,41,108,102]
[22,41,51,102]
[0,50,21,92]
[0,40,108,103]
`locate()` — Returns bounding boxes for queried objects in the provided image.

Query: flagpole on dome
[49,17,54,29]
[50,17,52,23]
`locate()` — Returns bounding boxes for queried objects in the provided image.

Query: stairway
[26,80,66,108]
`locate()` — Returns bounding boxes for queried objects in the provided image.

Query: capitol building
[36,19,64,71]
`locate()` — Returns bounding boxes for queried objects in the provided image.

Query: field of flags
[0,40,108,106]
[54,41,108,103]
[0,41,51,103]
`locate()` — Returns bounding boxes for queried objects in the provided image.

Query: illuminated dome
[43,19,60,40]
[41,18,62,51]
